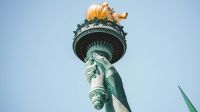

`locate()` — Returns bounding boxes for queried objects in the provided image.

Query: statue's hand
[85,53,116,79]
[92,53,113,69]
[85,57,105,82]
[92,53,116,77]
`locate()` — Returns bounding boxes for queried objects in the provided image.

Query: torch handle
[88,59,108,110]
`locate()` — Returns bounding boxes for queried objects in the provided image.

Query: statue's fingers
[92,53,105,62]
[86,64,96,74]
[86,71,95,78]
[93,53,111,68]
[85,58,94,67]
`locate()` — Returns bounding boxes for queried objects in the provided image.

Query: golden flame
[86,2,128,23]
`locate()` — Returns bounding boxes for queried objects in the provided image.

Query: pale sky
[0,0,200,112]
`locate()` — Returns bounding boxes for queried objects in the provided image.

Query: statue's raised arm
[86,53,131,112]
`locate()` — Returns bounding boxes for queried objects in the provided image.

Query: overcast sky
[0,0,200,112]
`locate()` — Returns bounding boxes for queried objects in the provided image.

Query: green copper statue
[72,2,199,112]
[86,53,131,112]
